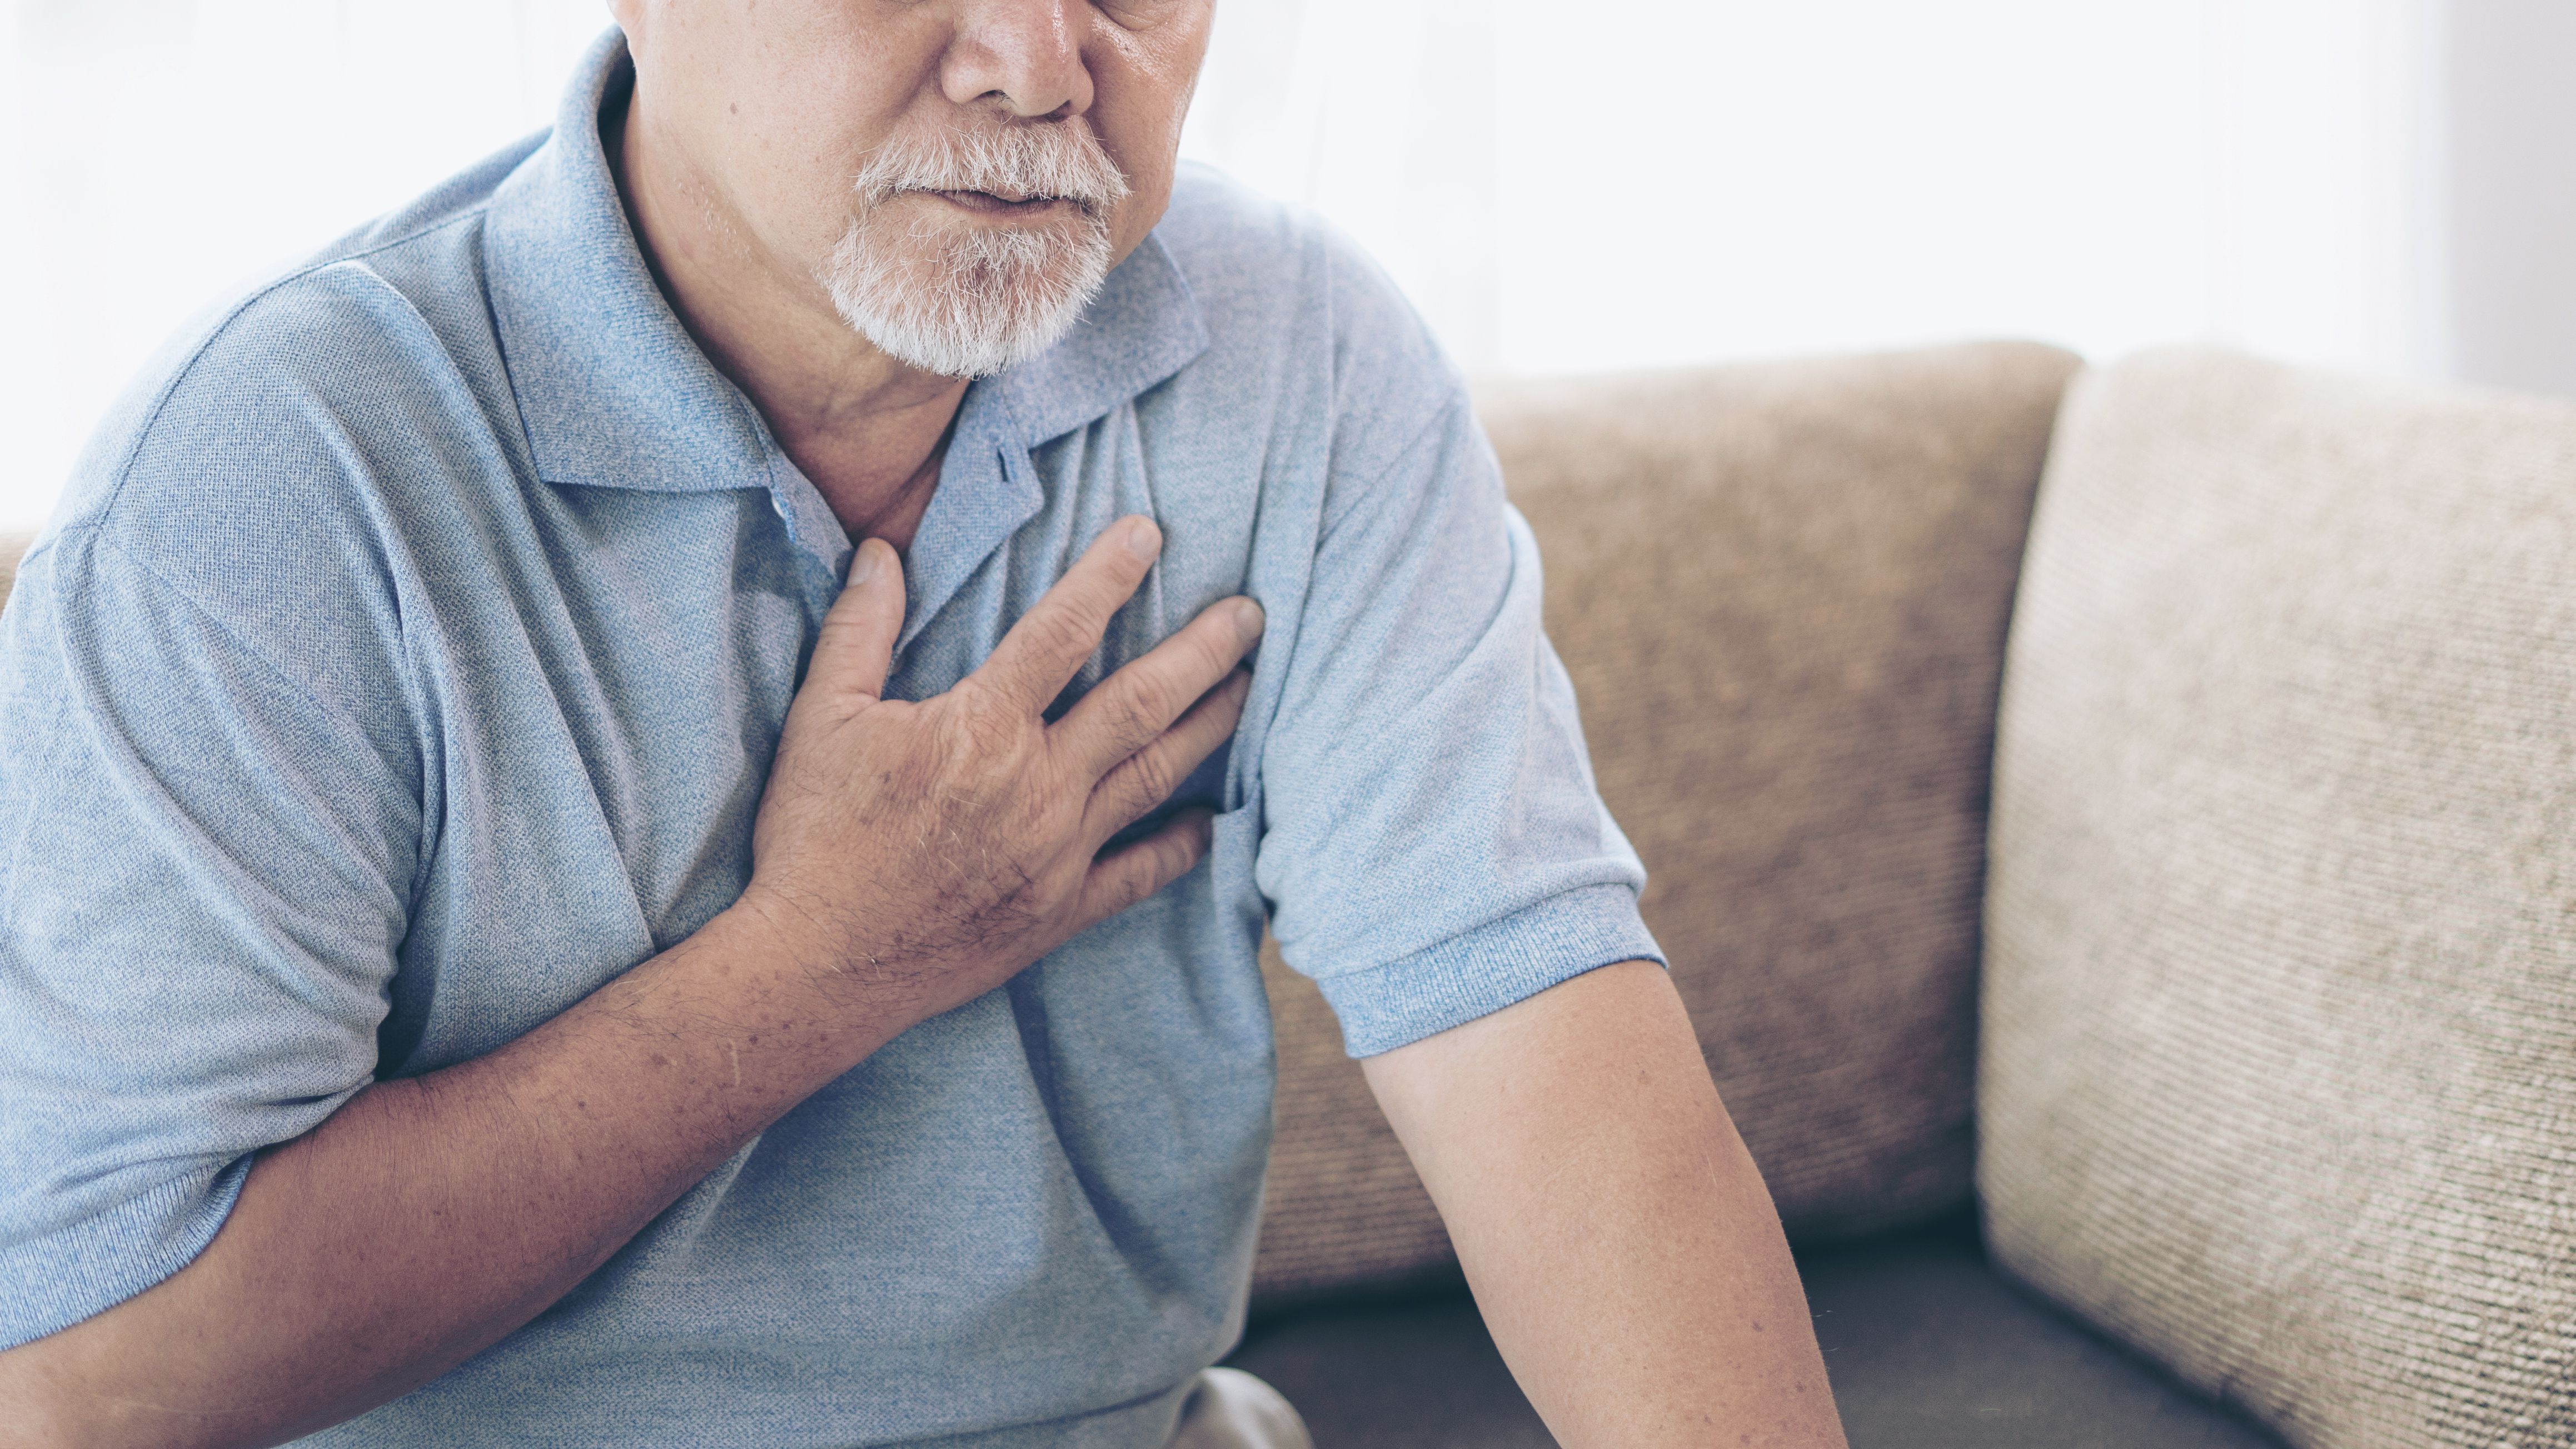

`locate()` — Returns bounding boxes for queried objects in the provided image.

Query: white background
[2,0,2568,530]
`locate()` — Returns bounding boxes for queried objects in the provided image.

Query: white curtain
[3,1,2560,529]
[1180,0,2461,380]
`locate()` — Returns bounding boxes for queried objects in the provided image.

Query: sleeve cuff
[0,1155,248,1351]
[1314,884,1666,1058]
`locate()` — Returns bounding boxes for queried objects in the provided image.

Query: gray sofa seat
[1230,1217,2281,1448]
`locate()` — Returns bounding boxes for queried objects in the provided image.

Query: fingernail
[1232,597,1265,643]
[849,542,878,585]
[1124,517,1162,562]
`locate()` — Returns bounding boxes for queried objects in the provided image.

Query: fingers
[1082,670,1250,847]
[974,516,1163,714]
[1074,807,1217,928]
[805,539,906,705]
[1057,594,1264,779]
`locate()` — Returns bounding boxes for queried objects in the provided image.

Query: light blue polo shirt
[0,29,1657,1448]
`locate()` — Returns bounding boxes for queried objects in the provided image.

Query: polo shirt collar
[482,32,770,497]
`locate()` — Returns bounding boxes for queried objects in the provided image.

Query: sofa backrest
[1252,341,2081,1304]
[1981,347,2576,1448]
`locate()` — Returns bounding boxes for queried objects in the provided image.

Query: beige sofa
[5,342,2568,1448]
[1235,342,2572,1448]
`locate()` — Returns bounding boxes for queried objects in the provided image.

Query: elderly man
[0,5,1846,1447]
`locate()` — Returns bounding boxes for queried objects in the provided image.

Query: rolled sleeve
[1314,884,1664,1058]
[1254,381,1662,1058]
[0,531,414,1349]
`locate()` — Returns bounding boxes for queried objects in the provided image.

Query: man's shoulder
[129,128,537,423]
[1159,165,1438,346]
[1153,163,1317,278]
[1152,166,1458,422]
[59,139,539,570]
[30,138,545,710]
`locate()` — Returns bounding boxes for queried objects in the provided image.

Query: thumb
[806,538,905,704]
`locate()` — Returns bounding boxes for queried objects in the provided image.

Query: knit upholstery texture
[1982,348,2576,1447]
[1252,341,2080,1302]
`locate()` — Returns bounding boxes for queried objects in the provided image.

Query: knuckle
[1071,692,1145,759]
[1002,615,1082,685]
[810,619,869,670]
[1122,747,1178,806]
[941,693,1027,768]
[1098,870,1141,917]
[1045,591,1112,651]
[1127,856,1172,908]
[1118,674,1182,734]
[1143,657,1200,716]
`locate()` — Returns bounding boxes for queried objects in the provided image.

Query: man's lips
[925,188,1075,216]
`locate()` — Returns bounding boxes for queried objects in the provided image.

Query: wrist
[705,884,922,1063]
[721,878,850,977]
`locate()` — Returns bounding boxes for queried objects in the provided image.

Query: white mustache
[851,121,1131,215]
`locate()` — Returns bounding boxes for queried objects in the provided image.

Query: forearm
[1,898,886,1449]
[1363,961,1847,1449]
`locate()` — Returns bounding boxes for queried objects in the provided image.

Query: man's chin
[834,275,1100,380]
[821,207,1117,379]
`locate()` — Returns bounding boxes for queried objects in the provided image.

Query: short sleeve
[0,530,417,1349]
[1253,384,1663,1058]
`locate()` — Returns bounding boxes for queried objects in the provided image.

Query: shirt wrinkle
[1316,394,1468,544]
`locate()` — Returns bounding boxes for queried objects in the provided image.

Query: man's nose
[941,0,1095,121]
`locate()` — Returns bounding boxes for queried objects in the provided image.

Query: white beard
[819,123,1130,380]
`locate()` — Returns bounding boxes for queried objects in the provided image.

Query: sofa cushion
[1253,341,2081,1302]
[1982,348,2576,1446]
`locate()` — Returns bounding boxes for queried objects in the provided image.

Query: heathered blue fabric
[0,29,1658,1446]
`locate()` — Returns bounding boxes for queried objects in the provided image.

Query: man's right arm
[0,518,1262,1449]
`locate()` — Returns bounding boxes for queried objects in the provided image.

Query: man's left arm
[1362,959,1850,1449]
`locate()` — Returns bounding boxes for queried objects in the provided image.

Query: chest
[379,413,1275,1073]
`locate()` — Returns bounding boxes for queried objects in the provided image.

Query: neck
[606,84,964,554]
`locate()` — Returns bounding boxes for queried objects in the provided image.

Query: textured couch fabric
[1983,349,2576,1448]
[1252,341,2083,1302]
